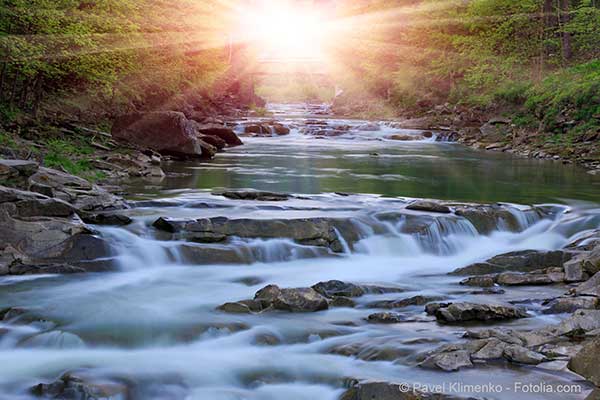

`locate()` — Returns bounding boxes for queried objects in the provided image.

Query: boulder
[574,272,600,297]
[367,295,444,309]
[564,257,587,282]
[311,280,366,298]
[496,272,554,286]
[460,276,496,287]
[198,134,226,150]
[81,213,132,226]
[31,372,127,400]
[454,206,542,234]
[554,309,600,336]
[503,344,547,364]
[451,249,572,275]
[543,297,599,314]
[420,350,473,371]
[406,200,451,214]
[427,302,528,323]
[254,284,329,312]
[111,111,216,159]
[29,167,127,211]
[152,216,361,253]
[272,124,290,135]
[569,338,600,386]
[388,134,423,141]
[195,125,243,147]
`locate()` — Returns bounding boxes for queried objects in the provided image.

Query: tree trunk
[560,0,573,61]
[0,62,6,99]
[32,74,44,118]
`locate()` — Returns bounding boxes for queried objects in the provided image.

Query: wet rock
[451,249,572,275]
[178,244,249,265]
[496,272,554,286]
[112,111,216,159]
[569,337,600,386]
[471,338,507,360]
[272,124,290,135]
[460,276,496,287]
[198,134,226,150]
[367,295,445,309]
[195,125,243,147]
[420,350,474,371]
[330,297,357,308]
[427,302,528,323]
[388,134,423,141]
[31,371,127,400]
[454,206,543,234]
[367,312,411,324]
[254,284,329,312]
[214,190,292,201]
[153,216,361,253]
[5,263,85,275]
[81,213,132,226]
[503,344,547,364]
[217,300,263,314]
[406,200,451,214]
[554,309,600,336]
[340,381,473,400]
[311,280,366,298]
[543,297,599,314]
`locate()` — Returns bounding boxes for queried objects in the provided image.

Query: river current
[0,104,599,399]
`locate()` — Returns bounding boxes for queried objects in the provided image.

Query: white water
[0,104,598,399]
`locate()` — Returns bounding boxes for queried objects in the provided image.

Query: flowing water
[1,104,599,399]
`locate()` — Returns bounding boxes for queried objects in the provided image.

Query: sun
[240,2,331,60]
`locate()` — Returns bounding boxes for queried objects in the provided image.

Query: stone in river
[311,280,366,298]
[406,200,451,214]
[367,295,445,309]
[426,302,528,323]
[340,381,474,400]
[569,337,600,387]
[254,284,329,312]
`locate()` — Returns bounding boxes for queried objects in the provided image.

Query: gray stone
[569,337,600,386]
[340,381,473,400]
[420,350,473,371]
[543,297,599,314]
[214,190,291,201]
[153,216,362,253]
[451,249,572,275]
[406,200,451,214]
[367,312,410,324]
[254,284,329,312]
[367,295,444,309]
[460,276,496,287]
[311,280,366,298]
[554,310,600,336]
[30,371,127,400]
[427,302,528,323]
[496,272,553,286]
[503,344,546,365]
[575,273,600,297]
[564,258,586,282]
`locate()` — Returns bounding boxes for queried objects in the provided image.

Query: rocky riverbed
[1,103,600,400]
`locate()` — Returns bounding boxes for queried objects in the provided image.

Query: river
[0,104,599,399]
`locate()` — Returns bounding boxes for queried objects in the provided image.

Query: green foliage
[43,138,98,178]
[0,131,17,148]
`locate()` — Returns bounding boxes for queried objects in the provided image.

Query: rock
[214,190,292,201]
[460,276,496,287]
[554,309,600,336]
[6,263,85,275]
[564,258,586,282]
[111,111,216,159]
[272,124,290,135]
[427,302,528,323]
[217,300,262,314]
[31,371,127,400]
[29,167,127,211]
[454,206,542,234]
[503,344,547,364]
[479,122,509,143]
[311,280,366,298]
[574,272,600,297]
[195,125,243,147]
[357,123,380,131]
[0,185,76,218]
[244,124,271,135]
[406,200,451,214]
[496,272,554,286]
[367,312,410,324]
[254,284,329,312]
[367,295,444,309]
[569,337,600,386]
[330,297,356,308]
[0,159,39,179]
[152,216,360,253]
[388,134,423,141]
[451,249,572,275]
[340,381,472,400]
[81,213,132,226]
[543,297,599,314]
[471,338,507,360]
[420,350,473,371]
[198,134,226,150]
